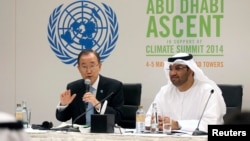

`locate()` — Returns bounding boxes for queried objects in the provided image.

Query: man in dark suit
[56,49,124,126]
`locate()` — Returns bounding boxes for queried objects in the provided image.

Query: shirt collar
[91,75,99,90]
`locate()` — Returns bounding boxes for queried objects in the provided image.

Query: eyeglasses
[168,65,188,71]
[80,64,99,71]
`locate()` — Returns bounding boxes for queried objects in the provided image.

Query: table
[27,130,207,141]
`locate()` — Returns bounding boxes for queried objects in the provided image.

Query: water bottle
[21,100,28,126]
[150,103,158,133]
[15,103,23,121]
[136,105,145,133]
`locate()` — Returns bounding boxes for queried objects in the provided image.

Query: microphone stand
[192,89,214,136]
[192,128,208,136]
[67,125,81,132]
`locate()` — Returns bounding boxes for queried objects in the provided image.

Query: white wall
[1,0,250,126]
[0,0,16,114]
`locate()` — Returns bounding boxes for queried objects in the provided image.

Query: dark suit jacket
[56,75,124,125]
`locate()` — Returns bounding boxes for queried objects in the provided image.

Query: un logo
[47,0,119,66]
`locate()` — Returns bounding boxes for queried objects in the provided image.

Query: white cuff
[56,102,68,111]
[95,103,102,113]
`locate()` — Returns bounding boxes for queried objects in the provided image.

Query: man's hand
[82,92,100,109]
[60,90,76,106]
[171,120,180,130]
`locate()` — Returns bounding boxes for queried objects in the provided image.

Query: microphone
[85,79,91,92]
[84,79,91,109]
[66,91,114,132]
[192,89,214,136]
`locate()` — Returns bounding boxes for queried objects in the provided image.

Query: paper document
[100,100,108,115]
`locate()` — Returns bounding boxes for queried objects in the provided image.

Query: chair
[218,84,243,120]
[118,83,142,129]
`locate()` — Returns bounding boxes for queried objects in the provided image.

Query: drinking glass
[163,116,172,135]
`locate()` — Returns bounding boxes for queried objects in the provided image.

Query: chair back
[218,84,243,120]
[118,83,142,128]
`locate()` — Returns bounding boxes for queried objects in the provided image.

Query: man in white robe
[145,53,226,134]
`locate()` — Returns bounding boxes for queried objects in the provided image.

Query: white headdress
[164,53,221,94]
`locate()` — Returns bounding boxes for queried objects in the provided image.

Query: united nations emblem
[47,0,119,66]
